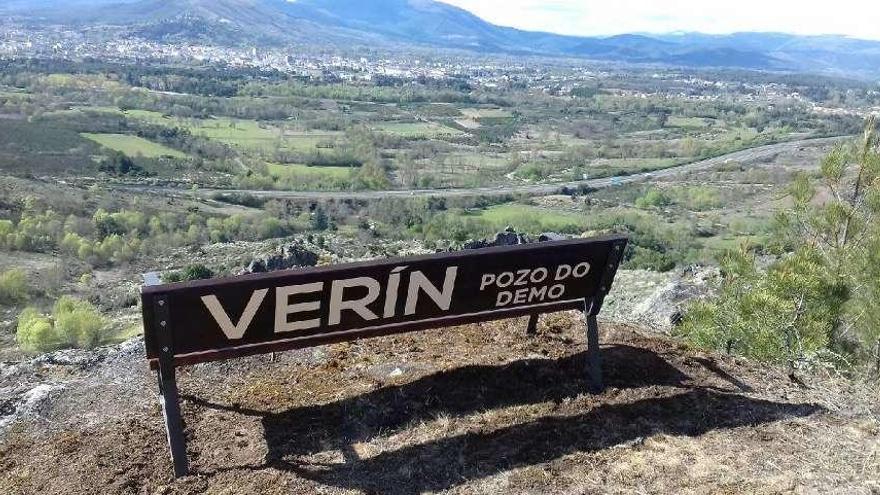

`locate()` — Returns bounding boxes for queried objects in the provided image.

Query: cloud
[439,0,880,40]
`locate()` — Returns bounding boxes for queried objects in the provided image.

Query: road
[114,136,848,201]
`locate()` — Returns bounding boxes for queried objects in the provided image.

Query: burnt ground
[1,313,878,494]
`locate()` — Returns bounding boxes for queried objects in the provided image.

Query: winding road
[115,136,848,201]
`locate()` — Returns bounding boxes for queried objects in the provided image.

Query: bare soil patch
[1,314,878,494]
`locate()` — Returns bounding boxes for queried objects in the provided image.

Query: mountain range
[4,0,880,77]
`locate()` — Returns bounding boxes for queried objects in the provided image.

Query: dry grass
[1,315,878,494]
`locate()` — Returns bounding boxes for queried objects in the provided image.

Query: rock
[1,337,150,435]
[601,266,721,333]
[538,232,568,242]
[244,243,319,274]
[247,259,267,273]
[463,227,531,250]
[462,239,491,250]
[0,383,66,429]
[493,226,527,246]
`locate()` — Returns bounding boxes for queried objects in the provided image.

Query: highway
[114,136,849,201]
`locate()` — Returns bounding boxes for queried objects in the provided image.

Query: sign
[143,235,627,366]
[142,234,627,477]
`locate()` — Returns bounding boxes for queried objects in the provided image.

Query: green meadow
[80,133,187,158]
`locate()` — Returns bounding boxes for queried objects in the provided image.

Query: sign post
[147,293,190,477]
[142,235,627,477]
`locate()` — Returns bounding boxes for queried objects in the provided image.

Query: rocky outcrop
[602,265,720,333]
[0,338,149,434]
[463,228,569,250]
[537,232,568,242]
[244,243,319,274]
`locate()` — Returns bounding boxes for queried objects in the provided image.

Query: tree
[311,206,329,231]
[780,116,880,356]
[679,118,880,370]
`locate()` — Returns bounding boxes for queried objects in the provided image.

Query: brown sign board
[143,235,627,368]
[141,234,627,478]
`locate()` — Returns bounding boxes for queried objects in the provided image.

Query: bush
[673,186,721,211]
[182,264,214,281]
[635,188,672,208]
[0,268,29,304]
[17,297,109,353]
[53,296,109,349]
[162,264,215,283]
[16,307,60,353]
[677,248,843,365]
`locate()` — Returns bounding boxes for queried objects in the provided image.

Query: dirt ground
[1,313,878,495]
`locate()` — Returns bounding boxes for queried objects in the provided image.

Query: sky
[439,0,880,41]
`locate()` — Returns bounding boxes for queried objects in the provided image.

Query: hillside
[4,0,880,75]
[1,314,877,494]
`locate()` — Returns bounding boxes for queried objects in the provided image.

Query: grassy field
[80,133,187,158]
[71,108,340,153]
[265,162,355,190]
[460,107,512,119]
[126,111,280,147]
[267,163,353,179]
[588,157,680,176]
[373,121,465,138]
[668,116,714,128]
[466,203,585,232]
[282,133,341,152]
[442,152,510,170]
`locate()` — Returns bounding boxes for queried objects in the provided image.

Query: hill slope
[3,0,880,75]
[1,316,877,493]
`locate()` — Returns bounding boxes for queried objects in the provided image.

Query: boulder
[601,266,721,333]
[245,243,319,274]
[538,232,568,242]
[464,227,531,250]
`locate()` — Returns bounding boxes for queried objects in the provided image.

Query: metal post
[526,313,539,336]
[154,296,189,478]
[584,299,603,393]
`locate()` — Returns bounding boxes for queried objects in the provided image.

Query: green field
[466,203,585,232]
[373,122,465,138]
[265,162,355,190]
[80,133,187,158]
[587,157,680,176]
[668,116,714,128]
[282,133,341,152]
[126,111,279,146]
[460,108,512,119]
[267,163,353,179]
[75,108,337,153]
[443,152,510,170]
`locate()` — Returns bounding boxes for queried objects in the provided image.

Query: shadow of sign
[185,345,821,493]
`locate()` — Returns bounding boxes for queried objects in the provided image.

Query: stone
[244,243,319,274]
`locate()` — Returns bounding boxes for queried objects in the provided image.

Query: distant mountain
[3,0,880,77]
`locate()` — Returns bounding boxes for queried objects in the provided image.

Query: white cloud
[439,0,880,40]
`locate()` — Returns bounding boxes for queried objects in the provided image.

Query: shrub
[16,307,59,353]
[677,248,843,365]
[0,268,29,304]
[53,296,108,349]
[675,186,722,211]
[311,207,330,231]
[182,264,214,281]
[163,264,214,283]
[635,188,672,208]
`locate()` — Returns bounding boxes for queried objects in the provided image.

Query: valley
[1,1,879,493]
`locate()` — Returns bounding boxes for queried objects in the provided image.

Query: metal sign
[142,234,628,477]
